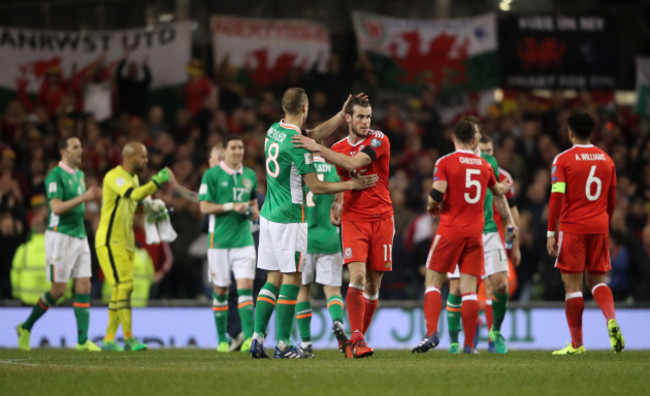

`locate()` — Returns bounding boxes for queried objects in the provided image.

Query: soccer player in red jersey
[413,119,510,354]
[547,112,625,354]
[292,96,391,358]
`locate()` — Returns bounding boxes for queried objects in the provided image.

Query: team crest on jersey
[370,138,382,148]
[221,181,228,187]
[344,247,352,259]
[242,178,252,191]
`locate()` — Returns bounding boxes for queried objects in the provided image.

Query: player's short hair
[453,120,475,143]
[567,112,595,140]
[58,136,78,152]
[223,134,243,149]
[282,87,308,115]
[479,135,493,144]
[462,115,482,130]
[344,96,370,115]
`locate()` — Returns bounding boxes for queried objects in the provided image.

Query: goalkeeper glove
[152,168,170,186]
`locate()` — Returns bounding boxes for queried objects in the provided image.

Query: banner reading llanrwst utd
[0,22,192,92]
[211,15,330,89]
[352,12,499,95]
[499,15,617,89]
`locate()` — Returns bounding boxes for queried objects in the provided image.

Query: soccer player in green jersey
[199,136,259,353]
[95,142,171,352]
[295,154,348,358]
[16,136,102,351]
[250,88,377,359]
[478,135,521,352]
[418,116,516,354]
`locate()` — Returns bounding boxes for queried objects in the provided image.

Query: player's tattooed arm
[168,168,199,202]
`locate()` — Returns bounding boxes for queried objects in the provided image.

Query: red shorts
[341,216,394,271]
[556,231,611,273]
[426,234,483,277]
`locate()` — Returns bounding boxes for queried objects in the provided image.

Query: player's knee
[117,281,134,296]
[350,272,365,286]
[74,277,91,294]
[50,283,67,300]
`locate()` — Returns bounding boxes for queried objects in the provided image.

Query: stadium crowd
[1,54,649,303]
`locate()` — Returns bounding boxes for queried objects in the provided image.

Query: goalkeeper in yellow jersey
[96,142,171,351]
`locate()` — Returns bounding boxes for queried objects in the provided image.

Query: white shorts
[482,232,508,279]
[447,232,508,280]
[207,246,256,287]
[301,252,343,287]
[257,216,308,273]
[45,230,91,283]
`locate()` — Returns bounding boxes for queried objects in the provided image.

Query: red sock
[485,301,493,336]
[565,292,584,348]
[461,293,479,348]
[362,294,378,334]
[592,283,616,321]
[346,285,365,340]
[424,287,441,337]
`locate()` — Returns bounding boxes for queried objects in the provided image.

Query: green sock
[491,291,509,332]
[237,288,254,339]
[446,294,462,343]
[213,292,229,344]
[276,284,300,344]
[253,283,279,337]
[295,301,312,343]
[23,291,57,331]
[327,295,344,324]
[73,293,90,344]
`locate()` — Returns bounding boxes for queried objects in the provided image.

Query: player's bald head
[122,142,149,173]
[122,142,146,159]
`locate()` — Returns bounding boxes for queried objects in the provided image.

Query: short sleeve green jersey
[305,157,341,254]
[199,162,257,249]
[481,151,500,234]
[260,120,316,223]
[45,162,86,238]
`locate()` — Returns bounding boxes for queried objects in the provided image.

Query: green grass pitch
[1,349,648,396]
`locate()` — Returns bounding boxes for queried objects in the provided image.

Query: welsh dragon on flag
[352,12,499,95]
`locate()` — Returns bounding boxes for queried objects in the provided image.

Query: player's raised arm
[305,93,368,142]
[303,171,377,195]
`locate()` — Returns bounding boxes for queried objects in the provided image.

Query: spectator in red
[184,59,214,117]
[37,66,67,118]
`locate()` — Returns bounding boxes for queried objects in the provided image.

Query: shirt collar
[58,161,76,174]
[219,161,243,175]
